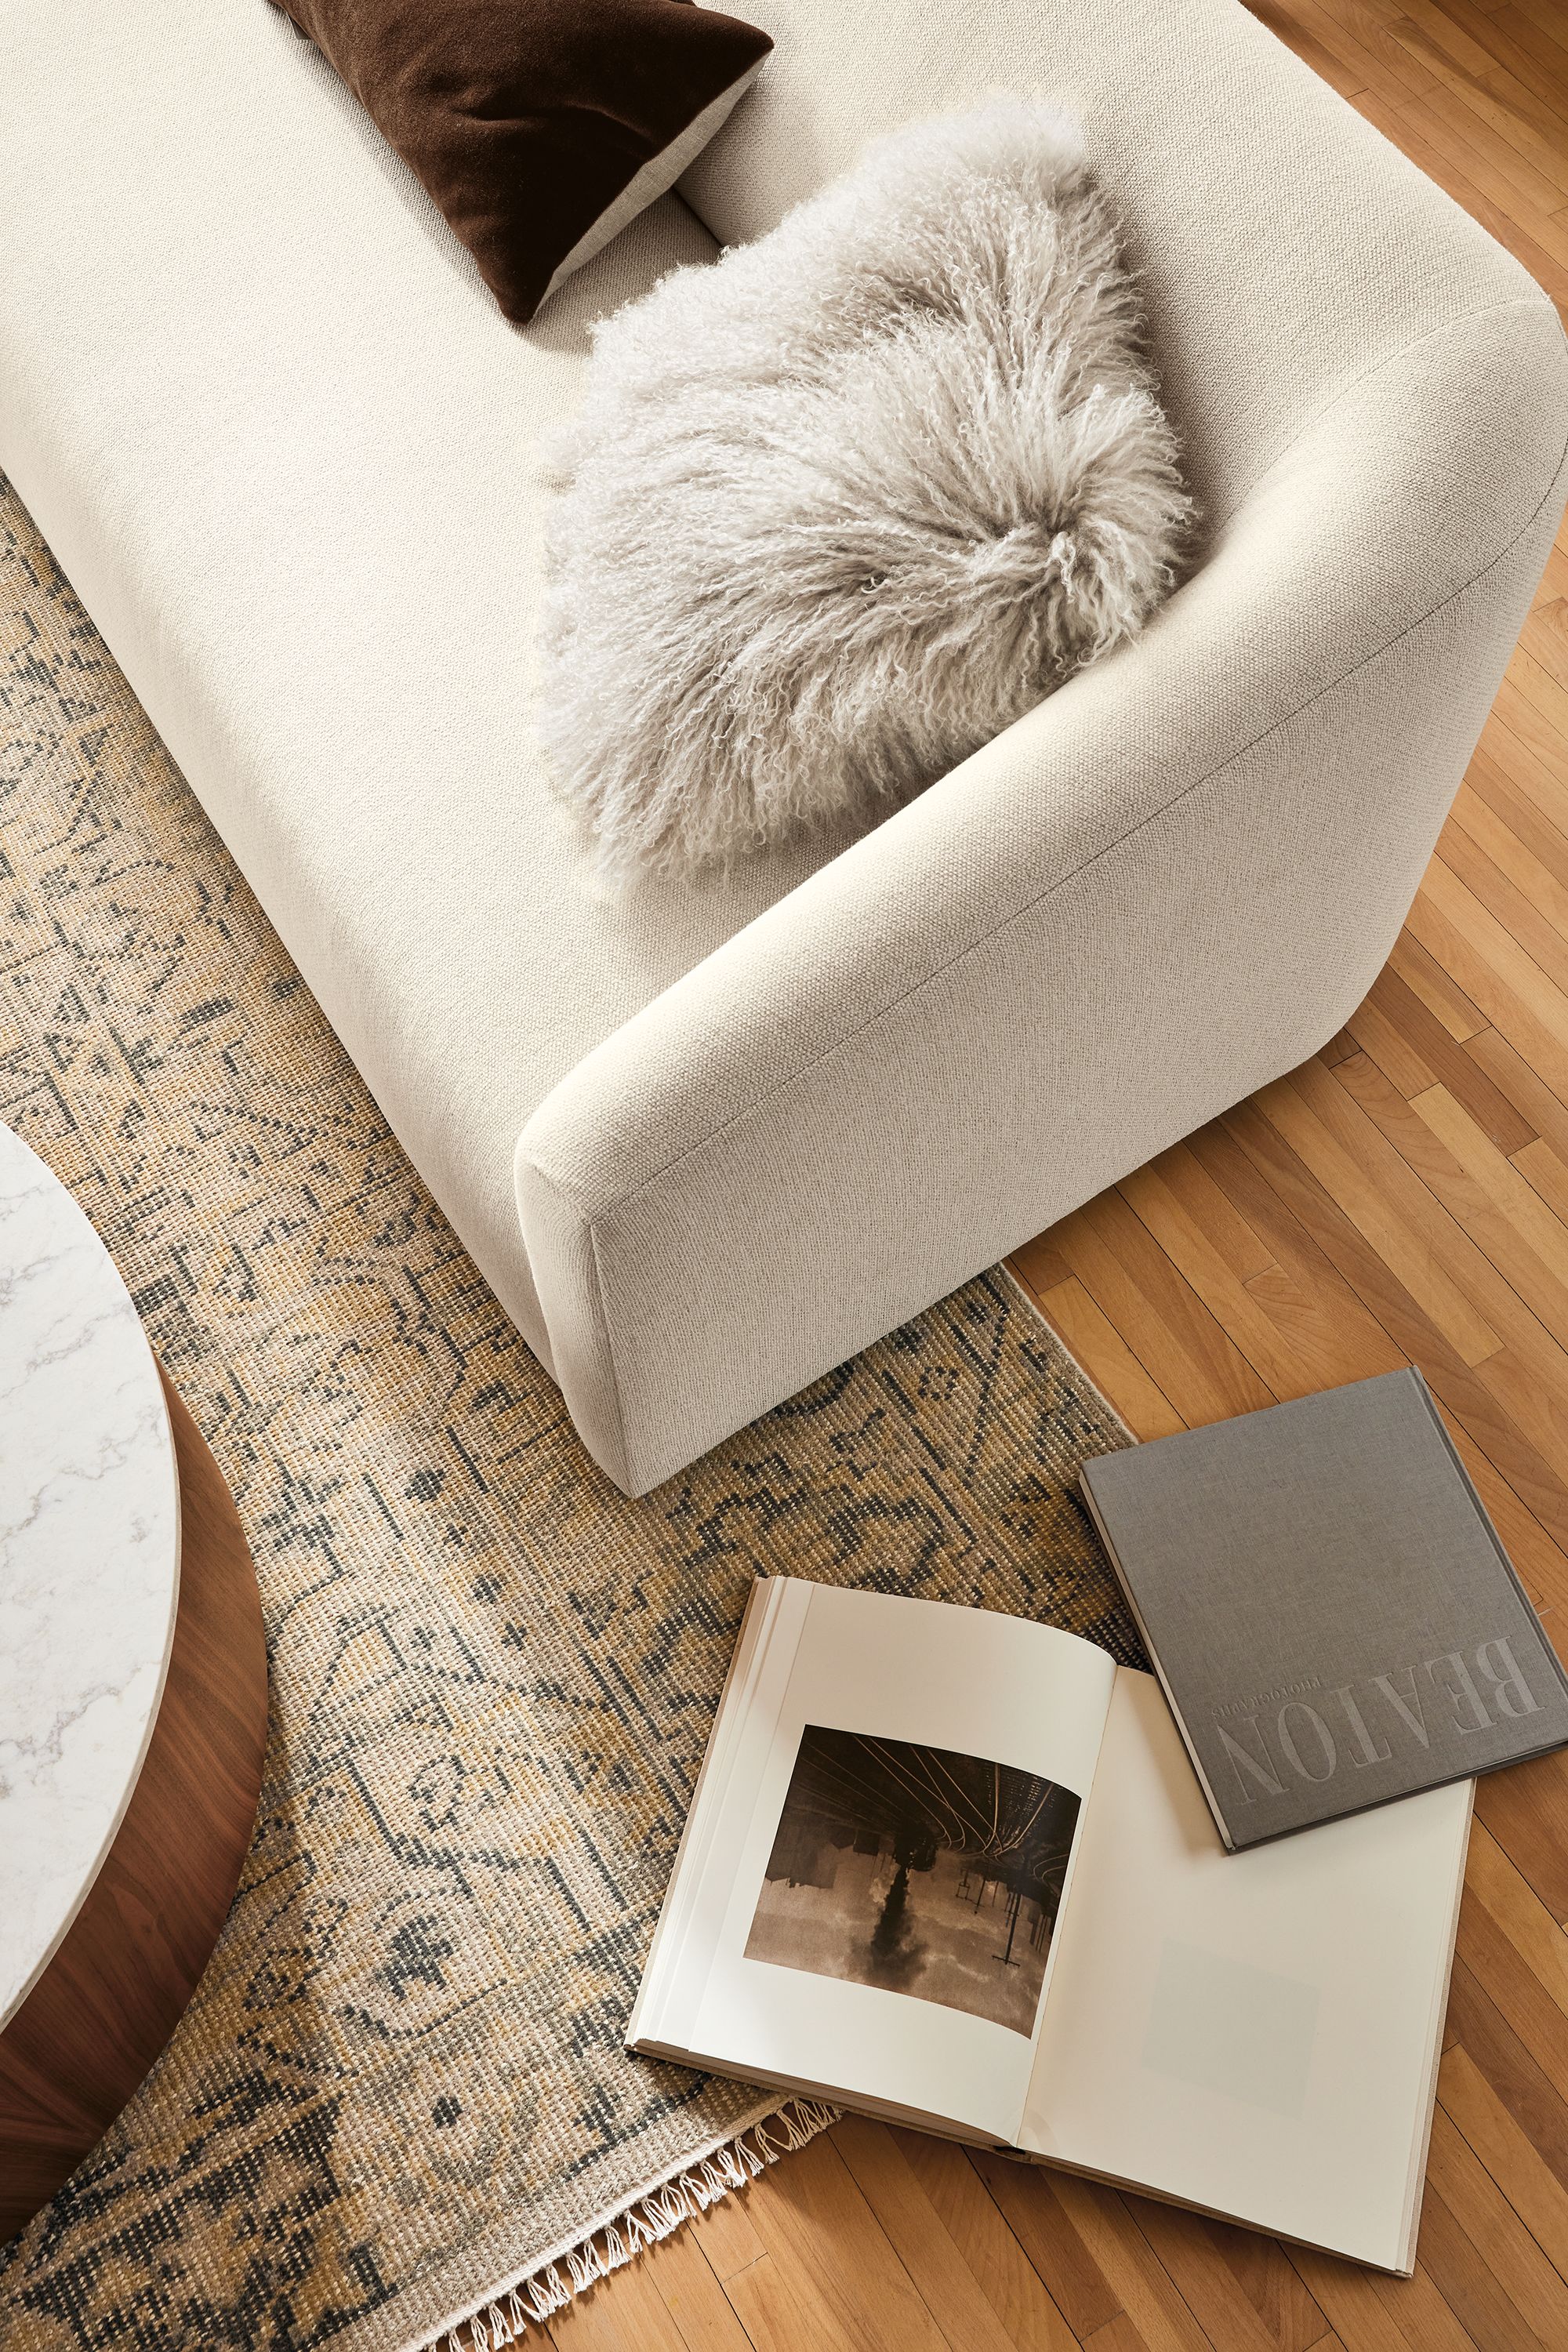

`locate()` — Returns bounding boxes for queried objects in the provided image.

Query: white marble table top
[0,1125,180,2029]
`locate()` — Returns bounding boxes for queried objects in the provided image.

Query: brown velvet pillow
[272,0,771,322]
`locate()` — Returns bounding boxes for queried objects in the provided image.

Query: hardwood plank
[1387,931,1487,1040]
[1413,2176,1544,2352]
[1127,2199,1331,2352]
[1391,0,1568,171]
[1081,2318,1161,2352]
[1477,710,1568,848]
[1405,863,1568,1104]
[1439,819,1568,1004]
[1537,535,1568,607]
[1263,0,1447,105]
[1047,2180,1216,2352]
[548,2257,695,2352]
[892,2131,1083,2352]
[1345,988,1442,1101]
[1474,1748,1568,1922]
[1352,964,1536,1149]
[1240,1259,1401,1392]
[721,2133,953,2352]
[1018,1274,1187,1442]
[831,2121,1037,2352]
[1454,766,1568,920]
[1398,85,1568,220]
[1465,1027,1568,1167]
[1216,1097,1568,1557]
[1463,745,1568,902]
[1486,4,1568,113]
[1406,1082,1568,1335]
[1507,650,1568,778]
[1213,1096,1568,1609]
[1283,2246,1473,2352]
[1387,89,1568,258]
[1401,74,1568,212]
[1254,1062,1504,1367]
[689,2188,770,2285]
[1439,2041,1568,2288]
[1446,1951,1568,2198]
[1009,1236,1076,1297]
[1493,670,1568,794]
[1193,1114,1568,1551]
[1116,1161,1308,1399]
[971,2155,1128,2344]
[1465,1819,1568,2029]
[1145,1142,1280,1284]
[1522,597,1568,690]
[1051,1192,1275,1427]
[1205,2227,1336,2352]
[718,2248,853,2352]
[1387,20,1568,198]
[1432,1405,1568,1624]
[556,2241,753,2352]
[1186,1114,1417,1382]
[1457,1885,1568,2098]
[1514,0,1568,48]
[1513,1134,1568,1233]
[1316,0,1447,99]
[1426,2095,1568,2341]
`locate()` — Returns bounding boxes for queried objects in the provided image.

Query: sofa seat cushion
[0,0,848,1353]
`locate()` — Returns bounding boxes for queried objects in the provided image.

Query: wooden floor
[549,7,1568,2349]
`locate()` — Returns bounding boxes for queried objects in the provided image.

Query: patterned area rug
[0,477,1143,2352]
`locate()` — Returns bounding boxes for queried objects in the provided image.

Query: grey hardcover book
[1080,1367,1568,1849]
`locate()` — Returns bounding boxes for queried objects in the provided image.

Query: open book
[629,1577,1474,2274]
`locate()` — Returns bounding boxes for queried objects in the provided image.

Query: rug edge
[406,2096,841,2352]
[998,1262,1136,1443]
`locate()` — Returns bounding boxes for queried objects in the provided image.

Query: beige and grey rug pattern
[0,479,1141,2352]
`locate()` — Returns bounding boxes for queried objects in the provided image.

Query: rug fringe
[426,2096,840,2350]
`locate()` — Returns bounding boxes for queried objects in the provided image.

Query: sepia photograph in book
[743,1724,1081,2035]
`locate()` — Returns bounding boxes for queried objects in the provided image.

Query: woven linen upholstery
[2,1,1565,1494]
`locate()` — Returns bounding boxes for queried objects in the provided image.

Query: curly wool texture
[539,99,1195,880]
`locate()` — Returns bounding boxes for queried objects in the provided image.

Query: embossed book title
[1080,1367,1568,1849]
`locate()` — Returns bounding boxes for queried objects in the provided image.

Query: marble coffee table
[0,1125,267,2240]
[0,1123,183,2028]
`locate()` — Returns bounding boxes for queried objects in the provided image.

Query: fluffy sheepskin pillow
[539,99,1194,880]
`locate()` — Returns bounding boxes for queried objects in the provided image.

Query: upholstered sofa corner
[517,284,1568,1497]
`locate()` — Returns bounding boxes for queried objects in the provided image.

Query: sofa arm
[517,297,1568,1495]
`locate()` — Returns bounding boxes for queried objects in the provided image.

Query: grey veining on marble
[0,1124,180,2028]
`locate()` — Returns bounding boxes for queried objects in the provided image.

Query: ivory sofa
[2,0,1564,1495]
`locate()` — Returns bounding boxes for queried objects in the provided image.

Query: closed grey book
[1080,1369,1568,1849]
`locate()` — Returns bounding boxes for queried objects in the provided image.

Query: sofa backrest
[678,0,1542,529]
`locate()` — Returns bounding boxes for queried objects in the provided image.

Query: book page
[1022,1669,1472,2269]
[633,1580,1116,2144]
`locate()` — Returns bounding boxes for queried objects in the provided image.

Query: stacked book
[630,1369,1568,2273]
